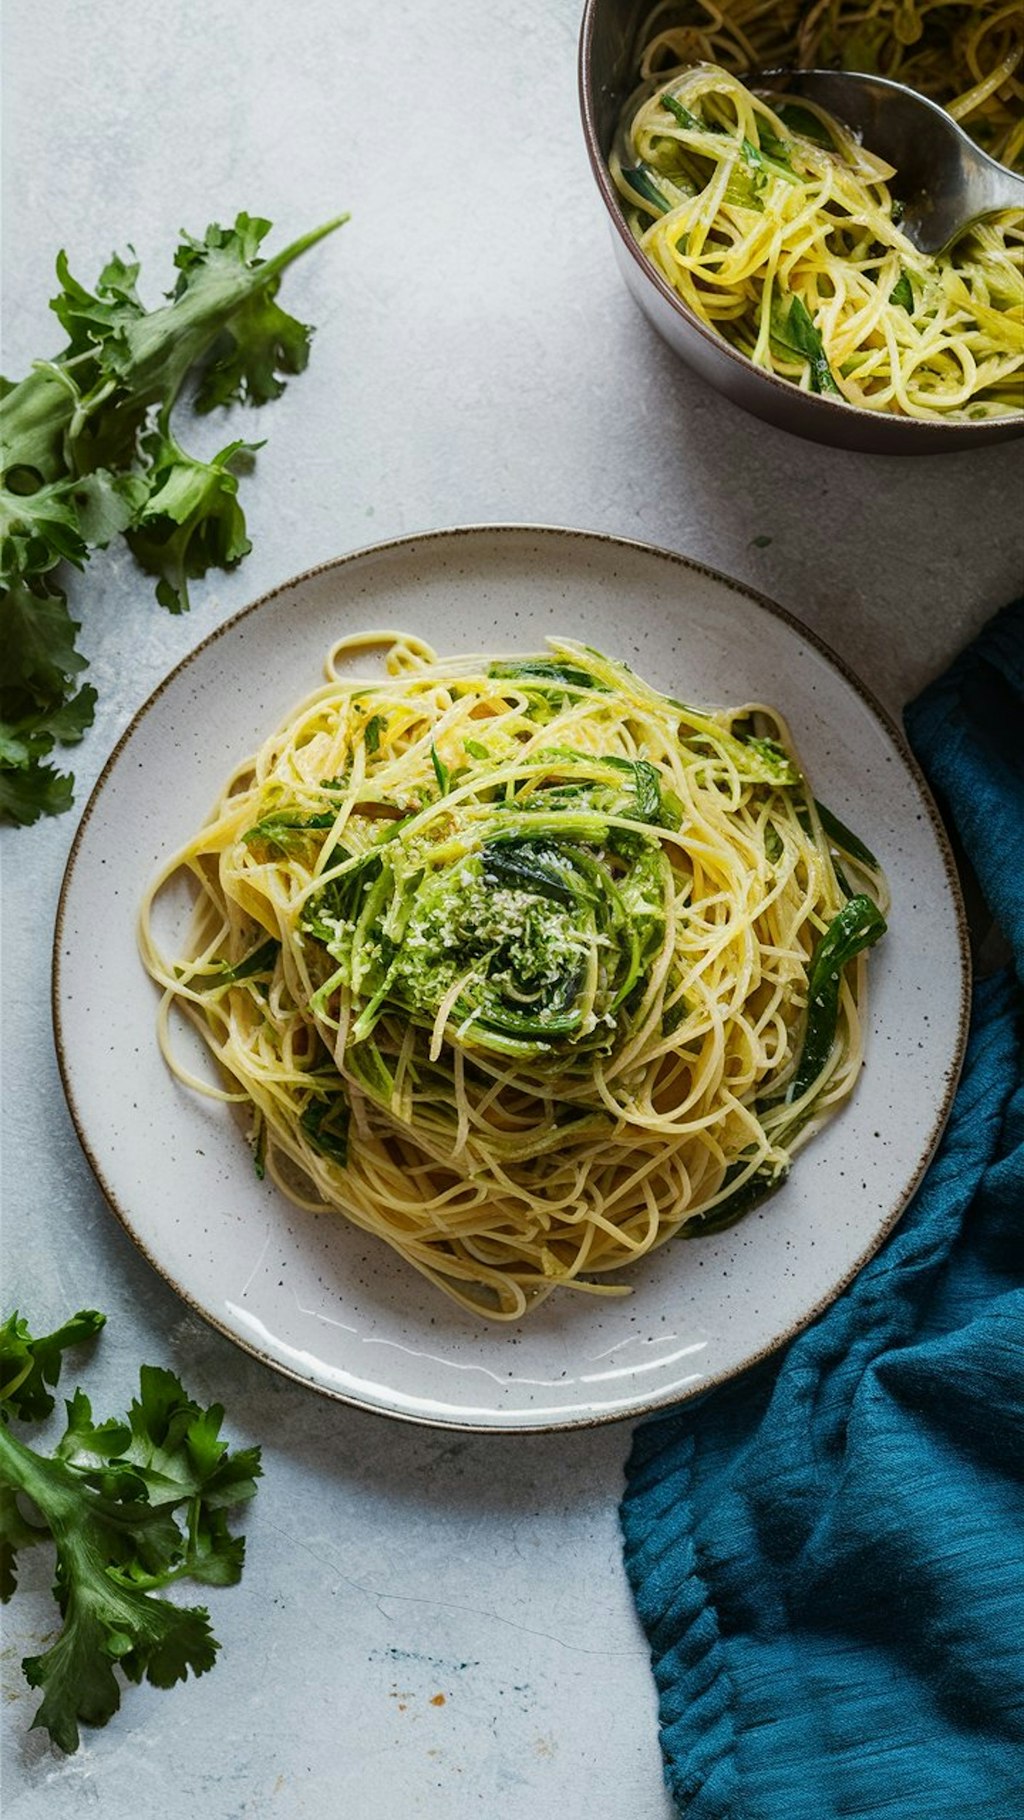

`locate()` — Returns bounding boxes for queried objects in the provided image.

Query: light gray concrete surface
[1,2,1022,1816]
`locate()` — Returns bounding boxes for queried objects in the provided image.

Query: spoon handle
[905,156,1024,256]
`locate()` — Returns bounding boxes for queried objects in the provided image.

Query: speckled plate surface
[53,527,969,1431]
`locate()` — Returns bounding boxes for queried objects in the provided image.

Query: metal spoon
[752,68,1024,254]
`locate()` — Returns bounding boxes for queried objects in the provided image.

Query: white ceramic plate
[54,527,970,1431]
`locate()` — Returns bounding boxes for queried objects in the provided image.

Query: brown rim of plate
[576,0,1024,444]
[51,524,973,1435]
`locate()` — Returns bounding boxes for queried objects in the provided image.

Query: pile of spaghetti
[611,4,1024,418]
[635,0,1023,170]
[140,635,888,1320]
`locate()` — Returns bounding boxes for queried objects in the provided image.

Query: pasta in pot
[635,0,1024,172]
[140,634,888,1320]
[610,5,1024,419]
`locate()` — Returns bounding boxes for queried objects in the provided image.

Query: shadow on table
[165,1303,644,1519]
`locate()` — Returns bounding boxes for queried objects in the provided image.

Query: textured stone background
[2,2,1022,1815]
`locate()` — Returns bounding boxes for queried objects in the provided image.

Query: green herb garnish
[299,1093,350,1165]
[0,1309,260,1753]
[771,293,841,395]
[682,1157,790,1236]
[618,164,673,215]
[242,811,336,853]
[430,744,451,795]
[488,658,608,693]
[0,212,346,825]
[814,800,880,872]
[215,936,280,983]
[789,895,887,1101]
[890,270,914,313]
[776,102,835,148]
[661,92,704,133]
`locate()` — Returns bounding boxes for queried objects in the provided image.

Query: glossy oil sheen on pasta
[140,634,889,1320]
[611,2,1024,418]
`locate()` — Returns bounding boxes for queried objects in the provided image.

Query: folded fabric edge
[619,974,1021,1816]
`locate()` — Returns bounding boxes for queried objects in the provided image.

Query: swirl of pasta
[140,635,888,1320]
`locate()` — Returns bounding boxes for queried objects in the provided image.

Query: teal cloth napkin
[620,601,1024,1820]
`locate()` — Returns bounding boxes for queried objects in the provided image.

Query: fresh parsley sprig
[0,1308,261,1753]
[0,211,347,825]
